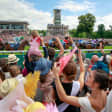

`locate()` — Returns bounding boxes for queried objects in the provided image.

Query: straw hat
[8,54,19,64]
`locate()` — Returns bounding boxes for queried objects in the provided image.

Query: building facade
[0,21,29,32]
[47,9,68,36]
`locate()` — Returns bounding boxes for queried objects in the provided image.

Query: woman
[53,65,108,112]
[105,89,112,112]
[52,49,85,112]
[30,30,41,46]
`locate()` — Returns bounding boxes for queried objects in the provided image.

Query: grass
[104,46,112,49]
[0,45,111,55]
[0,45,111,68]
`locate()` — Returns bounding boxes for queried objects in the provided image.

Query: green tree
[97,24,105,38]
[77,13,96,37]
[91,32,97,39]
[38,30,47,36]
[69,29,77,37]
[104,30,112,38]
[78,32,87,38]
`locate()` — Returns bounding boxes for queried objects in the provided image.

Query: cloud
[0,0,53,29]
[95,14,112,30]
[56,0,95,13]
[62,16,79,29]
[62,14,112,31]
[0,0,112,31]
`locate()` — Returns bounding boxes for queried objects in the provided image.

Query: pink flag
[59,47,77,75]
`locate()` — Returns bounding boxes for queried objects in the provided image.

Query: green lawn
[0,45,111,68]
[0,45,111,55]
[104,46,112,49]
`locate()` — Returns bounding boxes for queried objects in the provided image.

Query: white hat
[8,54,19,64]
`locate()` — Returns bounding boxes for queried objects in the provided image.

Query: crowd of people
[0,31,30,42]
[0,30,112,112]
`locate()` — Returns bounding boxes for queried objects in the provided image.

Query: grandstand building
[47,9,69,36]
[0,21,29,33]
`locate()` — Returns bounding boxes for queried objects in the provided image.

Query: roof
[0,20,29,25]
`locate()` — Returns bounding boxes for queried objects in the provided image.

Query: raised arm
[40,38,48,58]
[53,64,81,107]
[78,49,85,91]
[56,37,64,55]
[100,42,104,55]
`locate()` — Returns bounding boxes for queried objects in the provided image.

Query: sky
[0,0,112,30]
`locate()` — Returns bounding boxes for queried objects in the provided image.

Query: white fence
[0,49,111,53]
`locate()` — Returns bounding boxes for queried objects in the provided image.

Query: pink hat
[59,47,77,75]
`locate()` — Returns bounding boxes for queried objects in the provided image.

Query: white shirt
[16,74,25,83]
[79,97,105,112]
[105,90,112,112]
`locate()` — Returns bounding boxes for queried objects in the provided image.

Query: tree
[78,32,87,38]
[91,32,97,39]
[38,30,47,36]
[97,24,105,38]
[77,13,96,37]
[104,30,112,38]
[69,29,77,37]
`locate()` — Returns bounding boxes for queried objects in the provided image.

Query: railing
[0,49,111,53]
[0,49,111,68]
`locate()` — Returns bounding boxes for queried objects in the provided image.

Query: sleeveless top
[53,81,80,112]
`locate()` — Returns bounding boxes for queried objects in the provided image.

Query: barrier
[0,49,111,68]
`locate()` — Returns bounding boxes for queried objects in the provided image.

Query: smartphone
[75,50,78,54]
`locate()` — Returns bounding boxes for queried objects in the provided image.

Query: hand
[53,63,60,77]
[55,37,60,41]
[100,42,103,48]
[68,36,72,40]
[78,49,81,57]
[40,38,44,46]
[40,37,43,43]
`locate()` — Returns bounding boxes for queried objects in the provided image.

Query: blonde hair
[31,30,39,37]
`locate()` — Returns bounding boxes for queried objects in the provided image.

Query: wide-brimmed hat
[34,58,52,76]
[8,54,19,64]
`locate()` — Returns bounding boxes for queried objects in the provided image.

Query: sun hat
[34,58,52,76]
[8,54,19,64]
